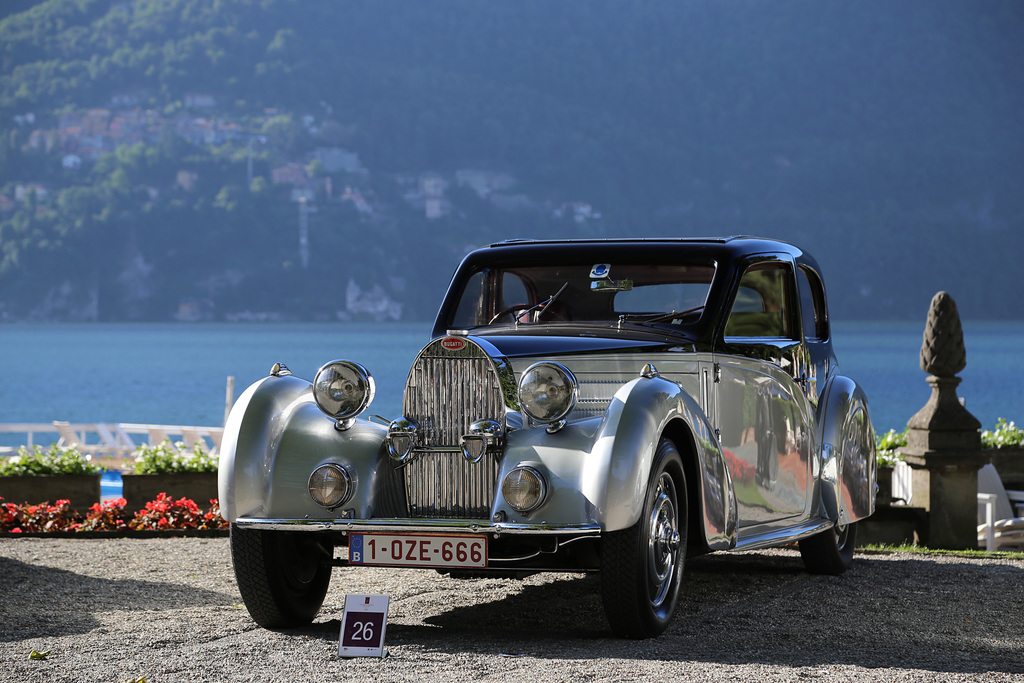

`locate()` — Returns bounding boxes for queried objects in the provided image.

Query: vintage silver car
[219,236,876,638]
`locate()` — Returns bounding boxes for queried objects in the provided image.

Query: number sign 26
[339,594,390,657]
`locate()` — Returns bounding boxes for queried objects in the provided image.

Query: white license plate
[348,533,487,568]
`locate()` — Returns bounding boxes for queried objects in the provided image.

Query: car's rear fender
[816,374,876,524]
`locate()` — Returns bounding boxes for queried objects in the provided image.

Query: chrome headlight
[313,360,374,428]
[518,362,578,426]
[308,464,353,509]
[501,466,547,513]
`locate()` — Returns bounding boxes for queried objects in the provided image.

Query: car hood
[458,329,698,359]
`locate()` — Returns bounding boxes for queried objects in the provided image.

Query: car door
[714,256,814,529]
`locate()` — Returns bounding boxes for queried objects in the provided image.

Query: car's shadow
[295,550,1024,675]
[0,556,237,643]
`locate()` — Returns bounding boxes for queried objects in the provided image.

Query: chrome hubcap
[646,472,679,609]
[835,522,850,550]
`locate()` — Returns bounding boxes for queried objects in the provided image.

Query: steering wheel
[489,304,530,324]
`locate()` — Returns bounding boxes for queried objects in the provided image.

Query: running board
[731,518,835,552]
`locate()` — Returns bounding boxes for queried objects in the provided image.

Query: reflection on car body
[220,236,876,638]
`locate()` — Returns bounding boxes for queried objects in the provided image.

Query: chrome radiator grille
[404,450,501,518]
[403,339,507,447]
[401,337,508,519]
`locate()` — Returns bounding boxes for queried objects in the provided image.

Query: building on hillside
[311,147,365,174]
[455,169,516,198]
[184,93,217,109]
[176,170,198,191]
[14,184,50,203]
[553,202,602,223]
[341,186,374,215]
[82,109,112,135]
[345,279,403,322]
[272,163,309,185]
[489,193,535,212]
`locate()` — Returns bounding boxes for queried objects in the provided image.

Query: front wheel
[600,438,687,638]
[799,521,857,575]
[230,524,334,628]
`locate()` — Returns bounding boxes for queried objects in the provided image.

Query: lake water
[2,321,1021,446]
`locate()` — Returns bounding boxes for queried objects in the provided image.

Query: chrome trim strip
[234,516,602,536]
[732,518,834,551]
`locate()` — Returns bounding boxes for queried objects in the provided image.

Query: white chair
[52,421,107,455]
[180,428,205,452]
[95,423,136,457]
[146,427,169,447]
[977,464,1024,551]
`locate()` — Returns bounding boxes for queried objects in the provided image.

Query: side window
[725,262,795,338]
[451,271,532,328]
[451,271,486,328]
[797,265,828,340]
[500,272,529,309]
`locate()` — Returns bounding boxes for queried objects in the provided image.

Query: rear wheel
[230,524,333,628]
[799,521,857,575]
[600,438,687,638]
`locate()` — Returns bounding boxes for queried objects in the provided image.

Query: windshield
[449,262,716,329]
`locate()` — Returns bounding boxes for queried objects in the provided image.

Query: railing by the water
[0,421,223,469]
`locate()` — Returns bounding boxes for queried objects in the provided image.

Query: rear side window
[797,265,829,340]
[724,262,795,339]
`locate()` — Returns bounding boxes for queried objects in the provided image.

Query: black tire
[600,438,687,639]
[230,524,333,628]
[799,521,857,575]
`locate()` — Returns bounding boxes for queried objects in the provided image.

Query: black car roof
[432,236,827,342]
[472,236,817,270]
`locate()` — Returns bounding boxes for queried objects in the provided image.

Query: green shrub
[130,440,218,474]
[0,444,101,476]
[876,428,908,468]
[981,418,1024,449]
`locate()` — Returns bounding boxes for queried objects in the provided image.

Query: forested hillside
[1,0,1022,321]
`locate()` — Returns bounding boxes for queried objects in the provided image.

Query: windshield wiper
[517,282,568,326]
[621,305,704,325]
[487,282,569,326]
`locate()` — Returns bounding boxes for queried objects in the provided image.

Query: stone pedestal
[858,504,927,547]
[903,450,988,549]
[901,291,984,550]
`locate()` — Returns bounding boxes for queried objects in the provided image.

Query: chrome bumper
[234,516,602,537]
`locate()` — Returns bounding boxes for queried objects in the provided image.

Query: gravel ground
[1,537,1023,682]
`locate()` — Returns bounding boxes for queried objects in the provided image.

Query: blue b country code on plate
[349,533,487,568]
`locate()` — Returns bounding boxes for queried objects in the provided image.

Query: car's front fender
[498,375,737,549]
[218,374,390,522]
[595,375,737,547]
